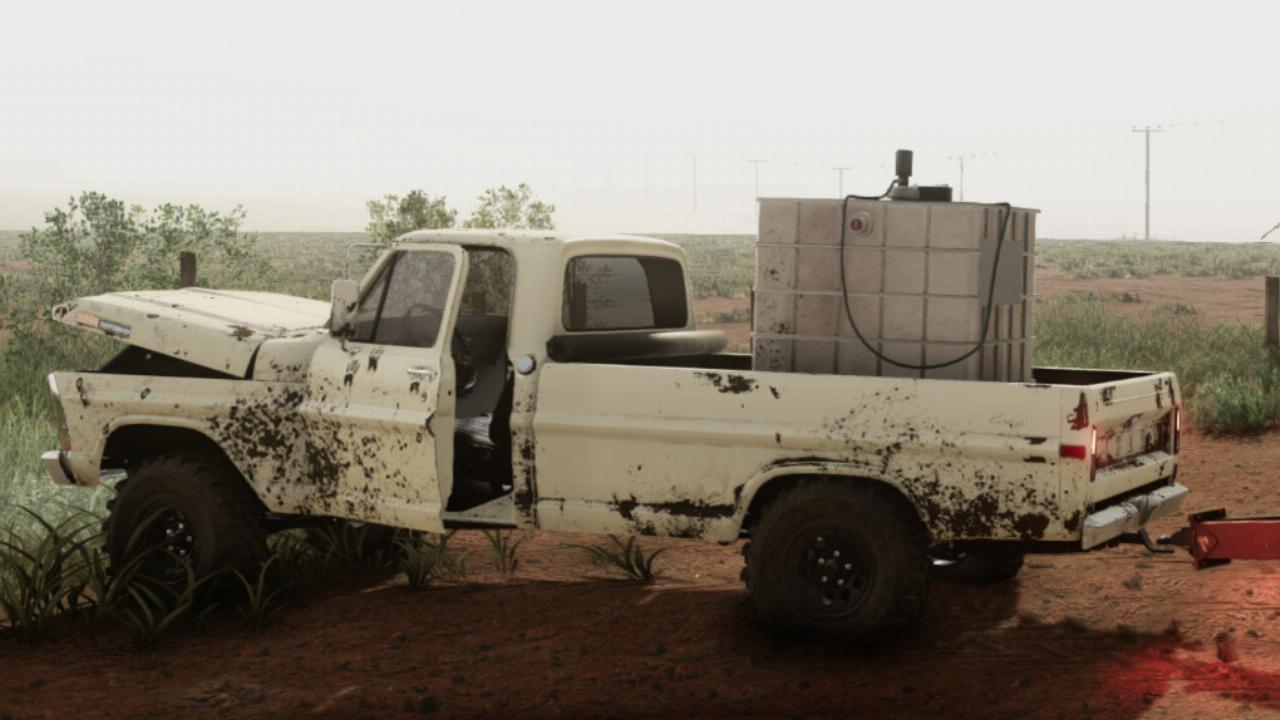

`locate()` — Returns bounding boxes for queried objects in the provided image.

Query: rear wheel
[744,479,928,645]
[106,453,266,584]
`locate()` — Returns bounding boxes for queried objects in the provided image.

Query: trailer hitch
[1158,509,1280,569]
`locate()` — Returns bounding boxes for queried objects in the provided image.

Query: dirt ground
[2,427,1280,720]
[1036,269,1271,326]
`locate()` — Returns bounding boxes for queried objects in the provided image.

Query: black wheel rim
[783,525,873,618]
[140,506,199,582]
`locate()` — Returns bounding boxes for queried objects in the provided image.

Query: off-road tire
[744,478,928,645]
[930,552,1024,583]
[106,453,267,583]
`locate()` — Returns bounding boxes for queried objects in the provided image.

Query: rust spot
[768,386,780,399]
[1101,386,1116,406]
[1025,436,1049,445]
[1023,456,1047,464]
[1063,510,1082,533]
[696,371,757,395]
[1068,392,1089,430]
[1012,513,1050,540]
[229,324,254,339]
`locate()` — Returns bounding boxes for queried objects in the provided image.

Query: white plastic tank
[753,197,1037,382]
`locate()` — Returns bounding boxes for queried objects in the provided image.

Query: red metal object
[1161,509,1280,569]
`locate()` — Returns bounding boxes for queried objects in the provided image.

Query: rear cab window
[562,255,688,331]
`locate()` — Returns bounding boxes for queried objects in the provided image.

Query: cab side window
[562,255,688,331]
[352,250,457,347]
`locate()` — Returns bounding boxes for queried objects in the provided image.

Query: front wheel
[106,453,266,584]
[744,479,928,645]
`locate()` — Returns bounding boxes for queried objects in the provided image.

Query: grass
[395,531,467,589]
[481,529,526,574]
[1036,294,1280,431]
[1038,238,1280,280]
[573,535,665,583]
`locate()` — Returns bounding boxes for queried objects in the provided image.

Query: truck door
[302,244,468,533]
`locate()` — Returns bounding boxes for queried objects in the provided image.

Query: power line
[1132,125,1165,241]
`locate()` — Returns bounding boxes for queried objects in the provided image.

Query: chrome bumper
[1082,483,1189,549]
[41,450,75,486]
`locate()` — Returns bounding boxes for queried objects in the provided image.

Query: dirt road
[2,429,1279,719]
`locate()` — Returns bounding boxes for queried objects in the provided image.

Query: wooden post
[1267,276,1279,347]
[179,251,197,288]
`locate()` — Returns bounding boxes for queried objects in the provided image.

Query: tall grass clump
[0,508,99,641]
[0,397,112,536]
[1037,296,1280,431]
[574,535,666,584]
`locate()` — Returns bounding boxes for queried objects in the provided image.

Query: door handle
[406,367,438,381]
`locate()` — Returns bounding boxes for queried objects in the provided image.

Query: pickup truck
[41,229,1188,643]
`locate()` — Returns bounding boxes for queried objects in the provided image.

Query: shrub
[574,535,666,584]
[0,507,98,642]
[395,531,466,589]
[481,529,526,574]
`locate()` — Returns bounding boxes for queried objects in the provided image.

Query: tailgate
[1078,372,1180,503]
[52,289,329,376]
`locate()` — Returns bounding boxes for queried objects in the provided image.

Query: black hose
[837,194,1014,371]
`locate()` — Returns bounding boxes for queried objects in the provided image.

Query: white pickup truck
[42,229,1187,643]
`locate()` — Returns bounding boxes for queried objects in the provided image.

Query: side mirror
[330,279,359,336]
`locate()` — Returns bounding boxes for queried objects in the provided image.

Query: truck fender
[95,416,250,488]
[733,461,930,539]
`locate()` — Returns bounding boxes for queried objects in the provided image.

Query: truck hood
[53,288,330,376]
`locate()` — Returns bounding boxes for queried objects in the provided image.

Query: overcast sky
[1,0,1277,240]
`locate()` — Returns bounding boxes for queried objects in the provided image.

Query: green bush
[0,193,273,413]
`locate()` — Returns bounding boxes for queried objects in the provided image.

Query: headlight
[47,372,59,398]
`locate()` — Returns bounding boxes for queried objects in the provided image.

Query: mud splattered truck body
[42,229,1187,642]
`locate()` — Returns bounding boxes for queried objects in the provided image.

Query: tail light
[1173,404,1182,453]
[1060,427,1099,481]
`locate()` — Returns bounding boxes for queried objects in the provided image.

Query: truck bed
[530,361,1183,547]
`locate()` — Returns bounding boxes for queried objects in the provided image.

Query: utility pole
[831,166,851,197]
[748,158,766,198]
[1132,125,1164,240]
[946,152,993,202]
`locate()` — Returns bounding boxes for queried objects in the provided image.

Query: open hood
[52,288,330,376]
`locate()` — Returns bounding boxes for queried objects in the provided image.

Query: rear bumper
[1082,483,1189,549]
[41,450,75,486]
